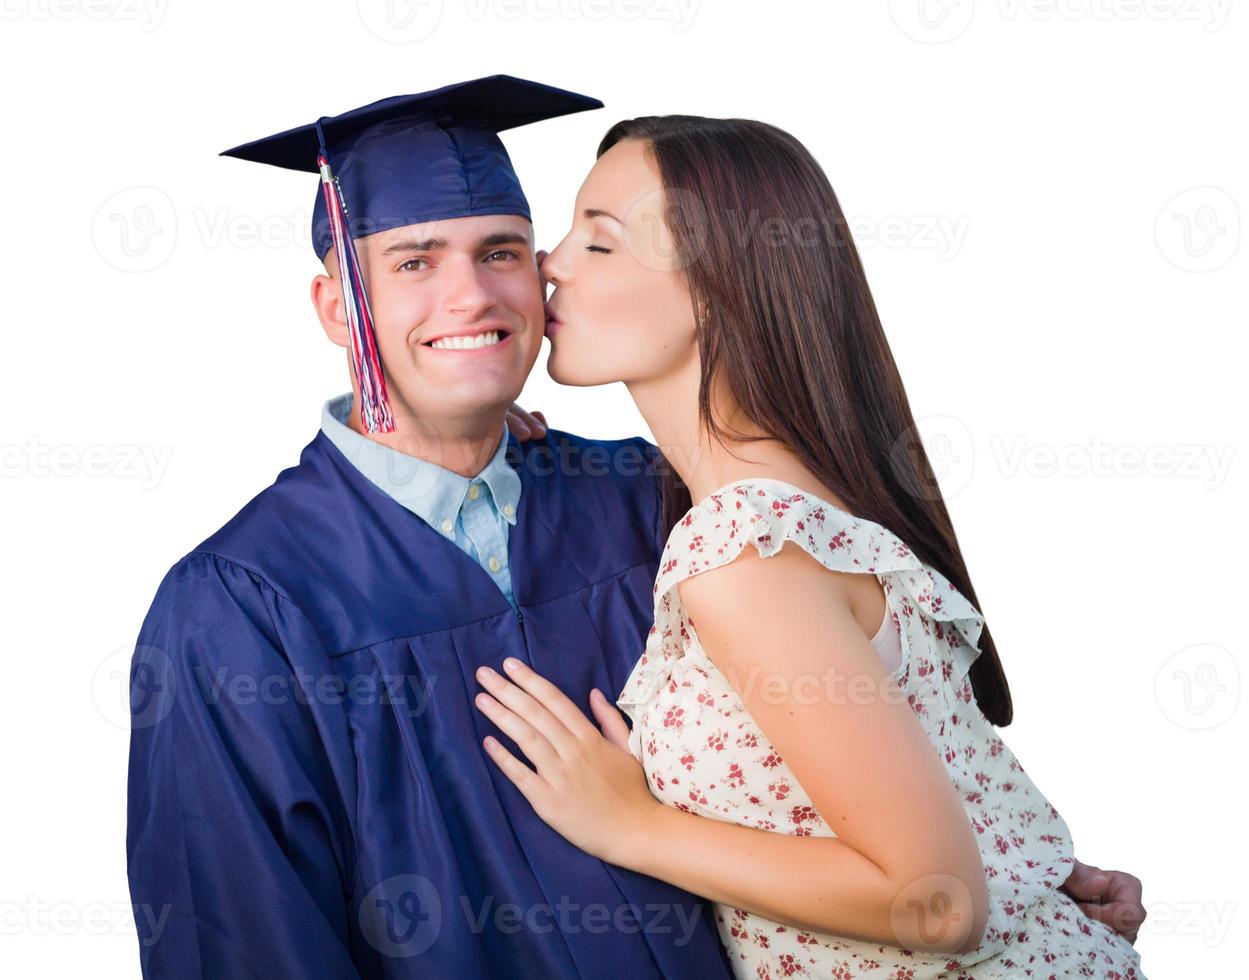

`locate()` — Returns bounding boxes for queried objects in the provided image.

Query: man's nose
[445,259,494,316]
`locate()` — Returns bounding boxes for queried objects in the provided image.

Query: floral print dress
[616,478,1145,980]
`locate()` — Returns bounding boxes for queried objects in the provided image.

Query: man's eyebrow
[584,208,623,224]
[478,232,531,249]
[380,232,531,256]
[381,237,446,255]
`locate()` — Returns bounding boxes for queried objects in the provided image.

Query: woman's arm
[474,541,989,955]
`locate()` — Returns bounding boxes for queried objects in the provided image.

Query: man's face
[334,214,545,433]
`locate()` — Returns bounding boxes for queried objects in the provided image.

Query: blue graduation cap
[220,75,602,433]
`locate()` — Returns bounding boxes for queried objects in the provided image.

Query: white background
[2,1,1244,976]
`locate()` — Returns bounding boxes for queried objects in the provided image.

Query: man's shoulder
[161,433,341,600]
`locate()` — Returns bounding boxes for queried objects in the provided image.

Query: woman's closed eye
[584,244,613,254]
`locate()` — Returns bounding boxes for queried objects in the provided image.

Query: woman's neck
[627,357,837,509]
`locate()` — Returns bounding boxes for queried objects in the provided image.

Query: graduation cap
[220,75,603,433]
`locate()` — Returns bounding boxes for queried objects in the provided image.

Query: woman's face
[540,139,698,387]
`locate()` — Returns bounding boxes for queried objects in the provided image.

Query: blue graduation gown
[126,428,734,979]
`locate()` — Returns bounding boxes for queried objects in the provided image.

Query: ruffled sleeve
[616,480,987,719]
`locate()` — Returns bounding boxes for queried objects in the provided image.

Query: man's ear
[310,270,349,348]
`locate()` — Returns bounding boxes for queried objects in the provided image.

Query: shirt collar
[320,392,520,532]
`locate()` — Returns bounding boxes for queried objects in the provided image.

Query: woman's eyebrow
[584,208,623,224]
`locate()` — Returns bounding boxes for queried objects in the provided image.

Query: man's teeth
[429,330,503,351]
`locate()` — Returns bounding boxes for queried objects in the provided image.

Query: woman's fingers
[474,688,562,772]
[482,735,549,806]
[497,659,600,741]
[504,403,547,441]
[590,689,632,750]
[476,663,584,758]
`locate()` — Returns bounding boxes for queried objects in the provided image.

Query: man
[125,75,1145,978]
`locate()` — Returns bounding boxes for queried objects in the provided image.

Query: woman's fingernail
[504,657,522,672]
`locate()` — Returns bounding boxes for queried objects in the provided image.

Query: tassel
[316,120,395,434]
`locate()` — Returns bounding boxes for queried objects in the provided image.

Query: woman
[472,115,1146,978]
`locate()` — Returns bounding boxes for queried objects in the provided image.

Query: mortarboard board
[220,75,602,434]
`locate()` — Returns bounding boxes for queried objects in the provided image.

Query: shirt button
[502,504,515,517]
[488,556,501,573]
[440,518,453,534]
[467,483,481,501]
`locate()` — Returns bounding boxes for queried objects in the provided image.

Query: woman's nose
[539,250,561,287]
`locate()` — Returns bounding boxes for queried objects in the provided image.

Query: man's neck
[346,401,507,479]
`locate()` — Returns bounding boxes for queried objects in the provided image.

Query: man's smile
[421,323,515,352]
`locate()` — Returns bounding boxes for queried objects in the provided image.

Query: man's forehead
[369,214,533,252]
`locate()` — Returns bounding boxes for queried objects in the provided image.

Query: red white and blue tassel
[316,120,395,434]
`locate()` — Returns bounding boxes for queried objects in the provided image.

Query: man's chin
[397,389,520,427]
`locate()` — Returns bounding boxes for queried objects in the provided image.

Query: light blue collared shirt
[320,392,522,610]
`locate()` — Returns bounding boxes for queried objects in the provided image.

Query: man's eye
[400,258,430,272]
[484,249,520,262]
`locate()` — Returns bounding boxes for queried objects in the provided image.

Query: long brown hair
[599,116,1013,726]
